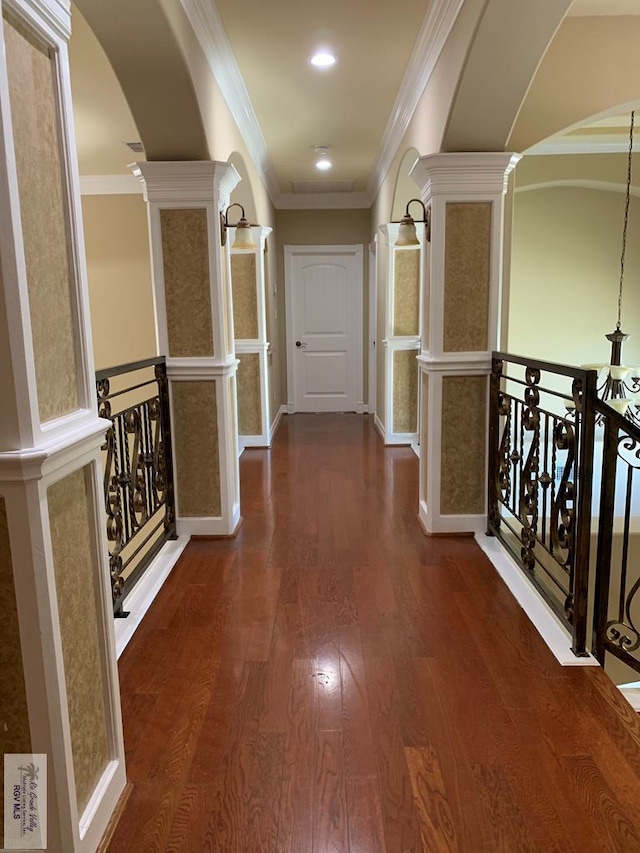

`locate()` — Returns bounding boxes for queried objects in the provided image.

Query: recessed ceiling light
[309,51,337,68]
[315,146,332,170]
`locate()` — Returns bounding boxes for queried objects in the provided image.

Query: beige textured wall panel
[237,353,262,435]
[393,249,420,336]
[393,349,418,434]
[443,203,491,353]
[48,469,110,814]
[172,382,221,516]
[440,376,487,515]
[160,209,214,357]
[5,14,80,422]
[231,254,259,340]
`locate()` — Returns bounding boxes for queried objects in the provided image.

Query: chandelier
[582,110,640,425]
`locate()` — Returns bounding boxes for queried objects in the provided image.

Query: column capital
[131,160,241,208]
[410,152,521,200]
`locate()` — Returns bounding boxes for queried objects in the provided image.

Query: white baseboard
[240,434,270,448]
[176,504,241,537]
[418,500,485,535]
[619,683,640,711]
[476,533,598,667]
[269,405,286,442]
[114,535,189,658]
[374,414,385,441]
[383,430,417,446]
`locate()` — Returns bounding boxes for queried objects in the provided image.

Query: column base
[418,499,485,536]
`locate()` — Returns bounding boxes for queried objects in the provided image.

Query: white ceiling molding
[527,138,634,156]
[366,0,464,203]
[80,174,142,195]
[515,178,640,197]
[276,192,371,210]
[179,0,281,204]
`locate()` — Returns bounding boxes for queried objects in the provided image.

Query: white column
[411,152,520,534]
[230,225,274,447]
[0,1,126,850]
[132,161,243,536]
[378,223,424,445]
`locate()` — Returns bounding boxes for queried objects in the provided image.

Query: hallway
[107,414,640,852]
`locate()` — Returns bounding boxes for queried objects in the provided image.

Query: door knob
[295,340,307,348]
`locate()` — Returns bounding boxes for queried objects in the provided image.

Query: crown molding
[366,0,464,203]
[130,160,241,205]
[411,152,521,197]
[274,191,372,210]
[527,138,634,156]
[179,0,280,204]
[80,174,142,195]
[7,0,71,40]
[515,178,640,197]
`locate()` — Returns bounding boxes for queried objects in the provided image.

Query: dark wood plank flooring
[108,414,640,852]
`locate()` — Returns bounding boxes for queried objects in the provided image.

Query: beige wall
[509,185,640,368]
[275,209,373,405]
[82,194,157,370]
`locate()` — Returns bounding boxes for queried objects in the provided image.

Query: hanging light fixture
[221,203,257,250]
[394,198,431,246]
[581,110,640,423]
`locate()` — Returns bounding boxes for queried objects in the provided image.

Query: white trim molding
[131,160,241,206]
[166,357,239,380]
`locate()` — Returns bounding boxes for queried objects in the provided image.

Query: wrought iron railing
[96,357,176,616]
[489,351,640,675]
[488,353,597,656]
[593,401,640,675]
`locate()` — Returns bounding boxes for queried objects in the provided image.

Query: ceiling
[69,0,640,200]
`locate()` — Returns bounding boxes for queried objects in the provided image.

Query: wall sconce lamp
[395,198,431,246]
[220,203,257,250]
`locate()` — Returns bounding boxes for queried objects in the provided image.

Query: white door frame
[284,244,364,413]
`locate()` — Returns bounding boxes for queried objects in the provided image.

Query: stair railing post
[592,411,618,664]
[572,369,597,656]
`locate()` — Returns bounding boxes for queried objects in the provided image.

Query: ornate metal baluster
[519,368,541,572]
[96,357,176,614]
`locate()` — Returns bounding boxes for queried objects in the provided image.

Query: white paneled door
[285,245,363,413]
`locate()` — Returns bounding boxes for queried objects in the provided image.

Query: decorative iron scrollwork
[519,368,541,572]
[97,358,176,614]
[550,420,576,570]
[606,620,640,654]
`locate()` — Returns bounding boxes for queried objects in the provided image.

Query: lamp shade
[395,214,419,247]
[231,218,257,250]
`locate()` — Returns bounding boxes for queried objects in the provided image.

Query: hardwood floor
[108,413,640,852]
